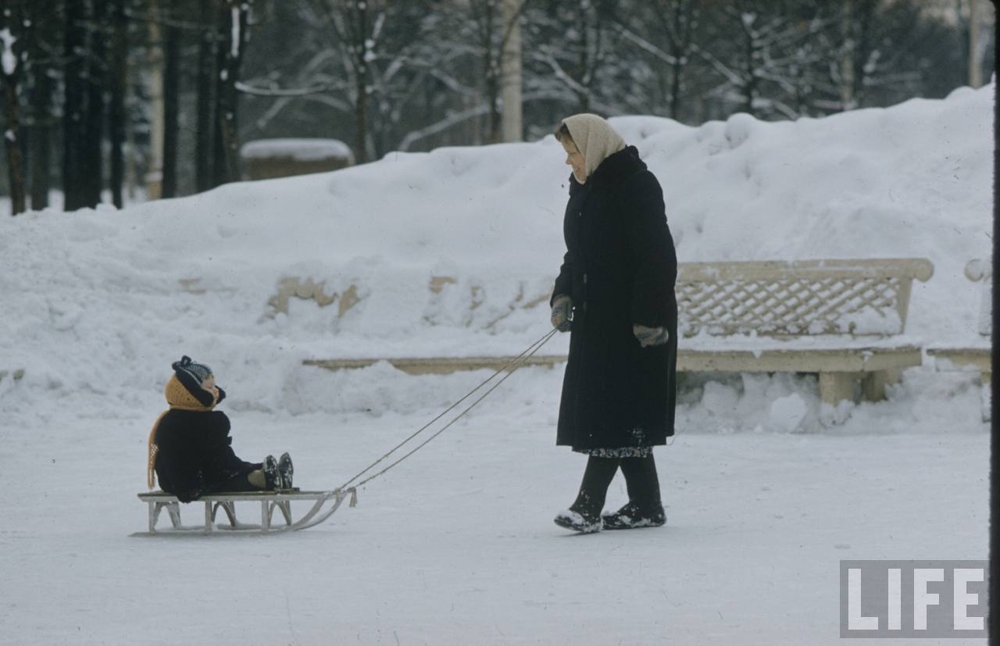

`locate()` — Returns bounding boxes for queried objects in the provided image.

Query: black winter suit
[153,407,260,503]
[552,146,678,452]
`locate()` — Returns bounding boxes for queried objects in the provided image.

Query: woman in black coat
[549,114,678,533]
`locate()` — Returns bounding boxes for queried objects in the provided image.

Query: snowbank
[0,84,992,429]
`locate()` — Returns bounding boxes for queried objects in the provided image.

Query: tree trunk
[0,0,26,213]
[576,16,590,114]
[146,0,164,198]
[108,0,127,208]
[840,0,855,110]
[26,0,53,211]
[195,0,216,192]
[63,0,87,211]
[968,0,983,88]
[741,12,757,115]
[2,60,26,215]
[28,77,51,211]
[500,0,522,142]
[81,0,108,208]
[354,3,370,163]
[211,17,227,189]
[162,17,181,197]
[215,0,250,184]
[668,1,694,120]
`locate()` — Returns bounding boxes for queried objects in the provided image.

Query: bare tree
[62,0,88,210]
[195,0,217,191]
[501,0,523,141]
[0,0,28,214]
[161,3,181,197]
[215,0,252,183]
[305,0,380,162]
[108,0,129,208]
[695,0,834,119]
[464,0,530,142]
[80,0,110,207]
[23,0,60,211]
[529,0,621,115]
[616,0,700,120]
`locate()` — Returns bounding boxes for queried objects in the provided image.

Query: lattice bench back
[676,258,934,338]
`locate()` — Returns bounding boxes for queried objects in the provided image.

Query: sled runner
[132,488,356,537]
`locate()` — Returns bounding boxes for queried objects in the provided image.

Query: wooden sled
[131,488,356,537]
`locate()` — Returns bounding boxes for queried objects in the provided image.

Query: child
[147,356,293,502]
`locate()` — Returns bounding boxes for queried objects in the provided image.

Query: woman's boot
[554,456,620,533]
[602,454,665,529]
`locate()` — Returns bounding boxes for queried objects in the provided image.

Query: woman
[549,114,678,533]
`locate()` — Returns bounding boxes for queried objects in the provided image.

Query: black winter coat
[552,146,678,452]
[153,409,259,502]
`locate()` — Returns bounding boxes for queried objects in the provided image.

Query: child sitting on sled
[146,356,293,502]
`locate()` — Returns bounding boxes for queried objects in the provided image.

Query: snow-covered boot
[262,455,280,490]
[277,452,294,490]
[601,501,666,530]
[554,507,603,533]
[553,456,620,534]
[602,455,665,530]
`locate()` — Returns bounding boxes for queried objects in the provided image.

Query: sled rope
[338,328,559,491]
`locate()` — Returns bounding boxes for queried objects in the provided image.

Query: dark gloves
[551,295,573,332]
[633,324,670,348]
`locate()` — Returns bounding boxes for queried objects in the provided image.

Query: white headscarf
[562,113,626,179]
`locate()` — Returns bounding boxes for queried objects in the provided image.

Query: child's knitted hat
[166,355,225,408]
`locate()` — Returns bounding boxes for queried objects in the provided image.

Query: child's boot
[278,453,294,490]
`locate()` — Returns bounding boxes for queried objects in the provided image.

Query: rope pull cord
[337,328,559,492]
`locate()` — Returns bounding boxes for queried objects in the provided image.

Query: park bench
[304,257,934,412]
[926,259,991,421]
[133,488,355,536]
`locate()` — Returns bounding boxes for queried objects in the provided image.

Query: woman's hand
[633,324,669,347]
[551,295,573,332]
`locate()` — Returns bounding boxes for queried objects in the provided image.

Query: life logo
[840,560,988,638]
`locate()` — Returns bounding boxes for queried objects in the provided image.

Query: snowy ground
[0,383,989,645]
[0,83,992,644]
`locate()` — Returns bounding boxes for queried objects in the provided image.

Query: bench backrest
[676,258,934,338]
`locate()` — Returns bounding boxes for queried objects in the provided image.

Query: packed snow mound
[0,84,991,420]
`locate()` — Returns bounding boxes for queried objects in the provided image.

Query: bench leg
[204,501,214,533]
[261,500,271,532]
[819,372,856,406]
[148,502,158,533]
[861,369,901,402]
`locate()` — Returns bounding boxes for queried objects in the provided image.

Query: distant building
[240,139,355,180]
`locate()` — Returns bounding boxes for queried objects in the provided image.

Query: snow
[0,82,992,644]
[230,6,241,59]
[241,138,354,162]
[0,27,16,76]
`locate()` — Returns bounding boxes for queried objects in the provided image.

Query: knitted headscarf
[146,357,223,489]
[561,113,626,180]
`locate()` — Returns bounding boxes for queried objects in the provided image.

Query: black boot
[262,455,280,490]
[602,454,666,530]
[554,456,620,534]
[277,452,294,490]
